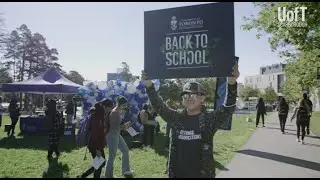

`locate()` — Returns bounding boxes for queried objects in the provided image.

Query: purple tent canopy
[1,68,83,94]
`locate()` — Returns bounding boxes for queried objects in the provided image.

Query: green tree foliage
[261,87,278,103]
[64,70,85,85]
[239,86,261,100]
[120,62,133,82]
[2,24,61,81]
[242,2,320,56]
[283,49,320,100]
[242,2,320,99]
[0,63,12,83]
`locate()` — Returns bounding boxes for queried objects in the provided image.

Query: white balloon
[133,79,140,87]
[97,81,107,90]
[83,81,90,86]
[236,98,246,109]
[126,85,136,94]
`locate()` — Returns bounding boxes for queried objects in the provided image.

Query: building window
[255,84,257,89]
[273,75,275,80]
[270,82,272,87]
[250,78,252,83]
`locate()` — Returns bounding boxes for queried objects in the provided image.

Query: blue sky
[0,2,282,83]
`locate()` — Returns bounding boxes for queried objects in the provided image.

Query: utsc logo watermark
[277,7,307,28]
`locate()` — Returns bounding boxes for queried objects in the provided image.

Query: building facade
[244,63,286,95]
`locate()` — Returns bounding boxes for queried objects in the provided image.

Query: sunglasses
[182,93,201,100]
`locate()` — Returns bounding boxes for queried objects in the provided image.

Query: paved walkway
[217,112,320,178]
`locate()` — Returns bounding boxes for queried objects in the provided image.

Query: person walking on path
[291,98,310,144]
[141,60,239,178]
[105,96,133,178]
[277,98,289,134]
[303,93,313,135]
[256,98,267,127]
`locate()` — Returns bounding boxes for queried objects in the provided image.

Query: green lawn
[0,114,256,178]
[311,112,320,136]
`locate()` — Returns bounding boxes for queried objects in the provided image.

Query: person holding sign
[141,61,239,178]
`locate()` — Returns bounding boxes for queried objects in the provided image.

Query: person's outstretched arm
[209,81,237,131]
[146,84,177,125]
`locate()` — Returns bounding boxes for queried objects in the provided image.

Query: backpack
[298,106,309,120]
[76,115,91,148]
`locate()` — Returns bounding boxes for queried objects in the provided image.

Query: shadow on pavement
[265,122,293,127]
[264,126,296,132]
[284,132,320,140]
[304,143,320,148]
[237,149,320,172]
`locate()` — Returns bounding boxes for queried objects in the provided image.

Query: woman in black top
[256,98,267,127]
[139,105,157,146]
[7,98,20,136]
[277,98,289,134]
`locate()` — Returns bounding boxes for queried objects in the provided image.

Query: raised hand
[228,62,240,85]
[141,70,153,88]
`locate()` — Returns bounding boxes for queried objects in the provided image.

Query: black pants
[81,149,106,178]
[306,116,311,135]
[143,124,155,146]
[296,119,307,140]
[0,115,2,127]
[8,116,18,135]
[256,113,265,126]
[279,115,287,132]
[48,144,60,159]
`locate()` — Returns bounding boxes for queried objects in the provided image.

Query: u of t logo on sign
[277,6,307,28]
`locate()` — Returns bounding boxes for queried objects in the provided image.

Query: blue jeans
[105,133,131,178]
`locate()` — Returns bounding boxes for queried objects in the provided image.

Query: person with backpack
[46,99,63,160]
[303,93,313,135]
[277,97,289,134]
[291,98,310,145]
[256,98,267,127]
[140,59,239,178]
[78,99,114,178]
[105,96,133,178]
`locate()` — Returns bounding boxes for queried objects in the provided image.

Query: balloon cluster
[77,79,160,132]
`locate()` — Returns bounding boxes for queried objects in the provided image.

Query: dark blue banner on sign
[144,2,235,79]
[215,77,232,130]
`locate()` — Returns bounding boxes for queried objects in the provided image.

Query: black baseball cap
[180,82,205,96]
[116,96,128,106]
[101,98,114,108]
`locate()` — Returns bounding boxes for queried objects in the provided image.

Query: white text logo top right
[277,7,308,28]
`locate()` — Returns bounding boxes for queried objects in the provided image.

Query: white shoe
[301,140,305,145]
[296,138,300,142]
[123,171,133,177]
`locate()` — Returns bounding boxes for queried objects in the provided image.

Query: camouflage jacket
[146,83,237,178]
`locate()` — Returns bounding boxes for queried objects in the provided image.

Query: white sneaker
[301,140,305,145]
[123,171,133,177]
[296,138,300,142]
